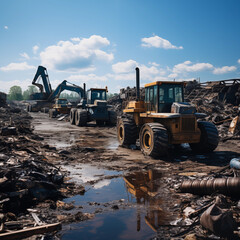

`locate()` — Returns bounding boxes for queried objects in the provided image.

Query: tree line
[7,85,117,101]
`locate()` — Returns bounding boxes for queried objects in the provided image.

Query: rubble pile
[185,79,240,106]
[194,99,240,139]
[0,104,86,237]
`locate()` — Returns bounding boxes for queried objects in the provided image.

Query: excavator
[27,66,85,112]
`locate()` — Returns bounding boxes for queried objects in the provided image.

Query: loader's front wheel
[70,108,77,125]
[139,123,169,158]
[117,117,138,146]
[75,109,88,126]
[189,121,219,153]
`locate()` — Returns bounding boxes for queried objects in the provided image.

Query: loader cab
[145,82,184,113]
[87,88,107,104]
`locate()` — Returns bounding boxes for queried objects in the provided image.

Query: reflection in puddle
[124,170,171,232]
[62,169,174,239]
[62,163,121,187]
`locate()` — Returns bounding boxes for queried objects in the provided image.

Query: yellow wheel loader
[117,68,219,158]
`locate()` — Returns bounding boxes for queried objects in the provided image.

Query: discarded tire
[190,121,219,153]
[139,123,169,158]
[117,117,138,146]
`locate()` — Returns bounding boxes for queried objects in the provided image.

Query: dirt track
[28,112,240,239]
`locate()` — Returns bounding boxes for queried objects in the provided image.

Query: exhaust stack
[135,67,140,101]
[83,83,86,99]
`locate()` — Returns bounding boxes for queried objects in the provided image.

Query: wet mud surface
[30,112,240,239]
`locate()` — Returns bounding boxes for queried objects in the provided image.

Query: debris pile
[0,104,87,237]
[185,79,240,106]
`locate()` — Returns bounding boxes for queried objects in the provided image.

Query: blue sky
[0,0,240,94]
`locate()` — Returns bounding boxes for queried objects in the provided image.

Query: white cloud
[0,62,35,72]
[20,52,30,60]
[112,60,137,73]
[238,59,240,64]
[40,35,114,71]
[172,61,213,77]
[141,35,183,49]
[149,62,159,67]
[33,45,39,54]
[112,60,166,83]
[4,26,8,30]
[213,66,237,74]
[68,73,108,83]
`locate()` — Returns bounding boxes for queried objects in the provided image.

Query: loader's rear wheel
[75,109,88,126]
[139,123,169,158]
[107,110,117,126]
[70,108,77,125]
[117,117,138,146]
[190,121,219,153]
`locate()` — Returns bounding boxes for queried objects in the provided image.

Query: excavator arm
[47,80,85,102]
[32,66,52,96]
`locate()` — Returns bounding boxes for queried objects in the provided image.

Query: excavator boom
[32,66,52,95]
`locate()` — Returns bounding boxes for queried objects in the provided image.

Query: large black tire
[117,116,138,146]
[70,108,77,125]
[75,109,88,126]
[189,121,219,153]
[139,123,169,158]
[107,110,117,126]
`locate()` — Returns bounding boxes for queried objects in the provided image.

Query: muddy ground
[28,112,240,240]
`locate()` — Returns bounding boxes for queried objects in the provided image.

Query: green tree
[23,85,38,100]
[8,85,23,101]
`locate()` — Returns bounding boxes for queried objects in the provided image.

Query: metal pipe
[83,83,86,99]
[180,178,240,196]
[135,67,140,101]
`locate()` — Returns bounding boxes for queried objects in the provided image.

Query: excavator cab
[145,82,184,113]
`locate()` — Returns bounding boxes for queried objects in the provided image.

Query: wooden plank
[0,222,61,240]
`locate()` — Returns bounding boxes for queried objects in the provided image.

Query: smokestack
[83,83,86,99]
[136,67,140,101]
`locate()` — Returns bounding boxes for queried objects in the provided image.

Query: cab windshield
[91,90,106,101]
[145,83,184,112]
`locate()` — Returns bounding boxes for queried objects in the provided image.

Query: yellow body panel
[122,100,201,144]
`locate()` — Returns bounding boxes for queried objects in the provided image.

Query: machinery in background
[27,66,85,112]
[48,98,71,118]
[70,87,117,126]
[117,68,219,158]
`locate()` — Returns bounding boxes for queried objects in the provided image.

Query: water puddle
[62,168,175,239]
[62,163,121,186]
